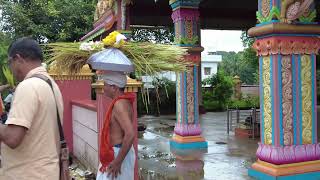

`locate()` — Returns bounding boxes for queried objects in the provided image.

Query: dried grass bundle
[43,41,192,76]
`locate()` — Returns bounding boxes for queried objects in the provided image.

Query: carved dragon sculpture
[280,0,314,23]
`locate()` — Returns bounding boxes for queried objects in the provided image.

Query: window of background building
[204,67,211,75]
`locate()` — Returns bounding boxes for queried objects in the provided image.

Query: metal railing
[227,107,260,139]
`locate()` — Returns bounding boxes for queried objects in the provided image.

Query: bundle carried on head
[44,31,191,77]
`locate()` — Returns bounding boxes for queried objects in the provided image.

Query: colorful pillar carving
[248,0,320,179]
[169,0,207,149]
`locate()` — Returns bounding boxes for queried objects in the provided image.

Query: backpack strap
[30,74,66,147]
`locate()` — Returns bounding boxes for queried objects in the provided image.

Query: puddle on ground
[139,147,207,180]
[138,114,258,180]
[154,126,174,131]
[240,157,256,168]
[139,166,204,180]
[140,131,160,140]
[151,126,174,138]
[139,151,175,165]
[139,168,176,180]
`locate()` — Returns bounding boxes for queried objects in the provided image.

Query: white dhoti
[97,146,135,180]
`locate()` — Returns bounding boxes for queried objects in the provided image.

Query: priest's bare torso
[110,99,133,146]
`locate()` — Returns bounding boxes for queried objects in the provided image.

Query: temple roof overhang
[81,0,319,41]
[130,0,258,30]
[80,10,116,41]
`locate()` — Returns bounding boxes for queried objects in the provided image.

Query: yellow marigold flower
[102,31,120,46]
[109,31,120,37]
[102,31,126,48]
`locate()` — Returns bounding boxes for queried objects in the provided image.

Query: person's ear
[111,85,117,91]
[15,54,25,64]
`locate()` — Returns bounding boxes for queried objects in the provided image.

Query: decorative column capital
[248,24,320,56]
[92,80,105,94]
[49,64,94,81]
[125,77,142,93]
[248,24,320,37]
[182,47,203,64]
[169,0,201,10]
[171,8,200,23]
[253,36,320,56]
[92,77,142,94]
[170,3,201,47]
[256,0,316,24]
[186,46,204,53]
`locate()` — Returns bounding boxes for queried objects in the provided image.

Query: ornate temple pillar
[92,80,111,157]
[248,0,320,179]
[169,0,207,149]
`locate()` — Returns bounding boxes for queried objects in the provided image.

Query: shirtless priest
[96,71,135,180]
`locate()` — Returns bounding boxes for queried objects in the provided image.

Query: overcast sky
[201,30,244,54]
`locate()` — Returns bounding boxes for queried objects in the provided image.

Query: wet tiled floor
[138,112,258,180]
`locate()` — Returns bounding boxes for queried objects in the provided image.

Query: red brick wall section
[55,79,92,153]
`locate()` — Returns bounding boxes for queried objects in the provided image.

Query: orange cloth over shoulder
[99,93,135,172]
[0,97,4,115]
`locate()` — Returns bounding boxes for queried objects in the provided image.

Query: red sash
[99,93,135,172]
[0,98,4,115]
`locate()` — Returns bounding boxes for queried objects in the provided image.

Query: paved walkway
[138,112,258,180]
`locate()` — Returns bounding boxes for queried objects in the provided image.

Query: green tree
[0,33,12,84]
[241,31,255,48]
[131,27,174,44]
[218,49,258,85]
[202,70,233,111]
[217,31,259,85]
[218,51,241,77]
[238,47,259,84]
[1,0,96,42]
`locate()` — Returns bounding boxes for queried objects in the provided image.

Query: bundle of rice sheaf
[44,31,192,77]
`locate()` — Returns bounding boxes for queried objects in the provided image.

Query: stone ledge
[248,23,320,37]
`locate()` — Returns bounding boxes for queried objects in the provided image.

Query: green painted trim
[257,7,317,24]
[299,10,317,23]
[175,36,199,45]
[170,0,201,9]
[256,7,281,23]
[82,28,106,42]
[118,30,132,34]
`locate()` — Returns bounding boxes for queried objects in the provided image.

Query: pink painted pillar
[248,1,320,179]
[169,0,207,149]
[52,74,93,153]
[126,92,138,180]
